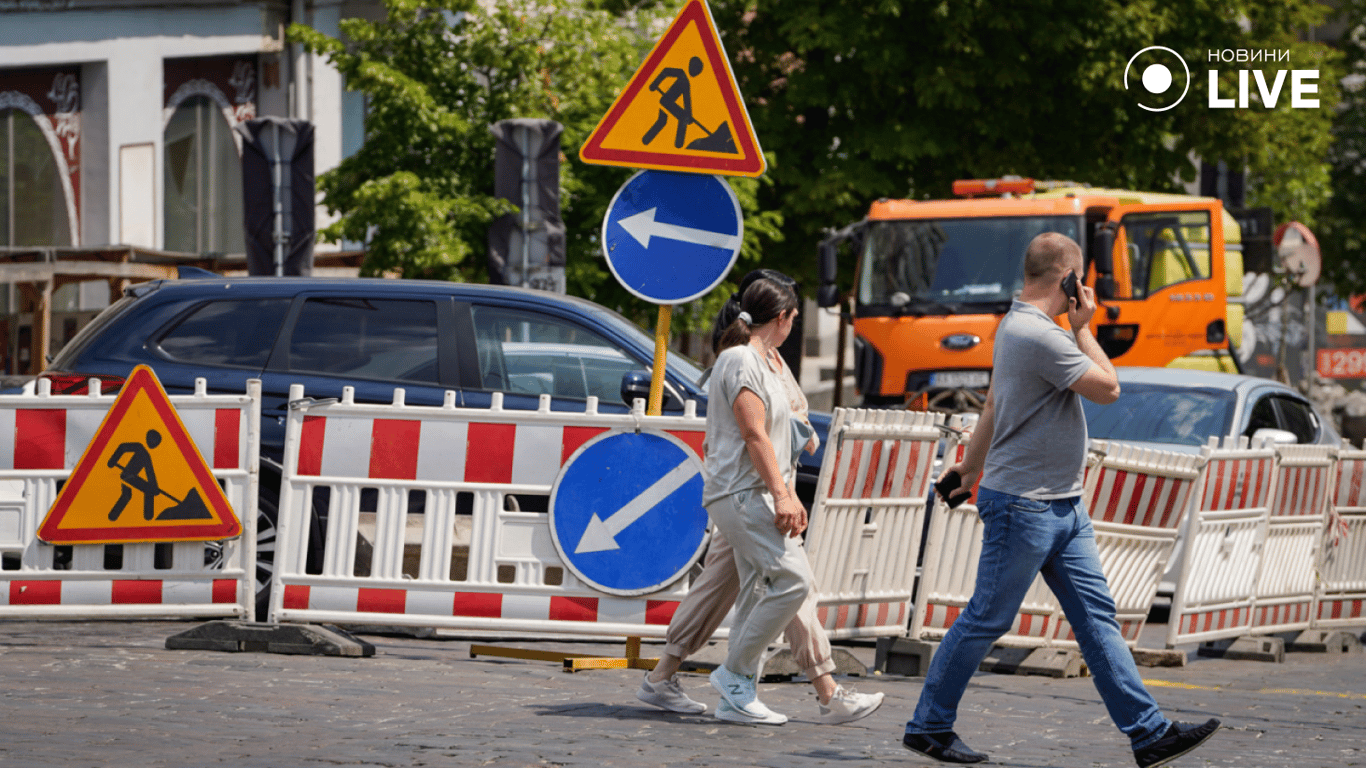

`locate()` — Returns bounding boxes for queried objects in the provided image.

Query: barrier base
[1131,647,1188,667]
[874,637,938,677]
[980,647,1087,678]
[1286,629,1363,654]
[165,621,376,657]
[1197,635,1285,662]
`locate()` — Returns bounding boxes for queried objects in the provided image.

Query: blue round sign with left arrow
[549,429,710,596]
[601,170,743,305]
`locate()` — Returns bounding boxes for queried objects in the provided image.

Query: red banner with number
[1317,348,1366,379]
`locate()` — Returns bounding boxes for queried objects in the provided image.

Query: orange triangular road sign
[580,0,764,177]
[37,365,241,544]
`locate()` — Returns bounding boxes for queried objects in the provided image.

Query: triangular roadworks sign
[579,0,764,177]
[37,365,241,544]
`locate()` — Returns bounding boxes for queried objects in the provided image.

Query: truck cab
[818,178,1242,409]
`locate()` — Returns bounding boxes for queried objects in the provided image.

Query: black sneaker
[902,731,989,764]
[1133,719,1221,768]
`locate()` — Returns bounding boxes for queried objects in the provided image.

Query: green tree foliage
[1319,2,1366,301]
[290,0,779,334]
[706,0,1340,290]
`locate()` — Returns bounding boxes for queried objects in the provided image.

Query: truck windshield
[857,216,1081,309]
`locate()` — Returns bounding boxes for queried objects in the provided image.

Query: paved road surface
[0,620,1362,767]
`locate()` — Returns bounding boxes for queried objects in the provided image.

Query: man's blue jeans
[906,487,1171,749]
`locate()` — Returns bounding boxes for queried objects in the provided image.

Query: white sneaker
[817,685,885,725]
[636,672,707,714]
[709,665,758,709]
[716,699,788,726]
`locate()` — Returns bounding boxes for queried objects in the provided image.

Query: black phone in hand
[1060,270,1079,303]
[935,471,967,509]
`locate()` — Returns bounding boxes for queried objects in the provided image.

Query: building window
[0,107,72,247]
[164,95,244,254]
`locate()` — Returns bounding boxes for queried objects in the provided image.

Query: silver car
[1082,366,1341,595]
[1083,367,1339,454]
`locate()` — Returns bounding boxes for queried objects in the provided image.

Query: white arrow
[575,460,700,554]
[617,207,742,252]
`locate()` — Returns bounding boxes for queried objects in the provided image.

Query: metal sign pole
[271,121,285,277]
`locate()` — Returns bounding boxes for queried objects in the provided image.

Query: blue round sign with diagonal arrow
[601,169,743,304]
[548,429,710,596]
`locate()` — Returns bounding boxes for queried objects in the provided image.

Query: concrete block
[761,647,866,682]
[979,646,1087,678]
[1287,629,1363,654]
[874,636,938,677]
[165,621,376,657]
[1197,635,1284,662]
[1131,647,1188,667]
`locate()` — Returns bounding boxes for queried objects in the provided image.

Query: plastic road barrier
[0,377,258,619]
[1316,442,1366,628]
[804,408,942,639]
[268,386,708,636]
[1165,437,1277,647]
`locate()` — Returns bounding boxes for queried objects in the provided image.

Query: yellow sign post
[37,365,241,545]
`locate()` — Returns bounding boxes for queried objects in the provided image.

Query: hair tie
[737,311,753,326]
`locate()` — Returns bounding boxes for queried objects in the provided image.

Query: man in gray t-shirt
[900,233,1221,767]
[981,298,1093,498]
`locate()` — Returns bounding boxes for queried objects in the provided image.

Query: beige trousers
[666,491,836,680]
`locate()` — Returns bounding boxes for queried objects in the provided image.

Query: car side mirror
[1251,427,1298,446]
[620,369,682,411]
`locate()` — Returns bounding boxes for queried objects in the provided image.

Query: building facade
[0,0,372,375]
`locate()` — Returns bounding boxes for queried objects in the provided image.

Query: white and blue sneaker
[715,699,788,726]
[710,665,787,725]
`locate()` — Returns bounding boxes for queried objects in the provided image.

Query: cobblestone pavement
[0,620,1362,767]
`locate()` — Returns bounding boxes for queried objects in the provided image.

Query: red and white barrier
[0,378,258,619]
[1165,437,1277,647]
[1049,441,1207,648]
[1249,444,1335,634]
[1314,442,1366,629]
[805,408,941,639]
[269,386,706,635]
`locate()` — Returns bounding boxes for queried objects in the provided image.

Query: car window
[1273,396,1318,443]
[1082,383,1235,447]
[1244,395,1279,439]
[471,306,641,403]
[156,298,290,368]
[1121,210,1211,298]
[285,298,439,383]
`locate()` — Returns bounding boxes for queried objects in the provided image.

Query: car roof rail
[176,266,221,279]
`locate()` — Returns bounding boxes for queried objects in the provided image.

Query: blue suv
[42,276,830,616]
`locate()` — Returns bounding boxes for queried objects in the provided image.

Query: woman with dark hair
[635,271,882,726]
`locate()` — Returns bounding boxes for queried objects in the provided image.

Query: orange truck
[816,177,1245,409]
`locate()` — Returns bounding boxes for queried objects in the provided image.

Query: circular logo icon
[1124,46,1190,112]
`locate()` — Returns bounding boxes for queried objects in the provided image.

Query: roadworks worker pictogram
[643,56,738,154]
[106,429,212,522]
[38,365,239,544]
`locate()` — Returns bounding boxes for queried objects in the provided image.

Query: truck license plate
[930,371,990,389]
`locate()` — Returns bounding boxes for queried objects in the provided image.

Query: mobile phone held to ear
[935,471,967,509]
[1060,269,1079,304]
